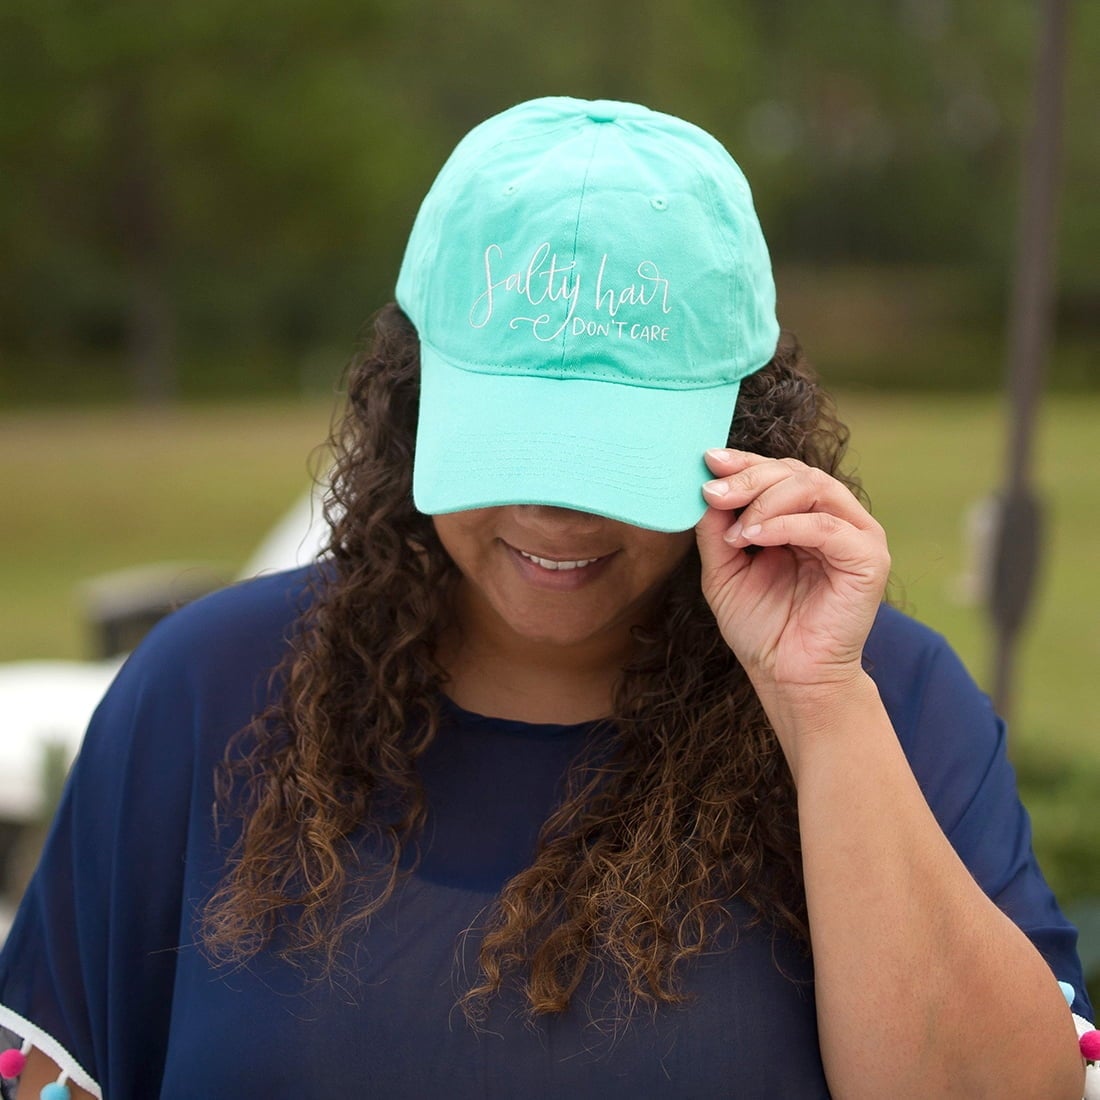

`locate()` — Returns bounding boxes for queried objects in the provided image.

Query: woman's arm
[770,673,1083,1098]
[697,448,1085,1099]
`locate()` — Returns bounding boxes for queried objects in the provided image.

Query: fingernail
[743,524,762,538]
[702,479,729,497]
[705,448,734,462]
[724,521,743,543]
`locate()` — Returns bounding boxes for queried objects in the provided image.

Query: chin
[507,617,610,648]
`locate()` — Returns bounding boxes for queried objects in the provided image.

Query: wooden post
[989,0,1069,721]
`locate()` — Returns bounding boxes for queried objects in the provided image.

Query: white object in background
[240,485,331,578]
[0,659,123,819]
[0,487,327,824]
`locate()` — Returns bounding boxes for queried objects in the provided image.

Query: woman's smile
[432,506,695,650]
[513,547,607,570]
[504,540,619,590]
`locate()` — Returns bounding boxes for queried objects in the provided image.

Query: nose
[510,504,609,537]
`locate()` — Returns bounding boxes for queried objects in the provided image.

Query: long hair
[201,301,864,1018]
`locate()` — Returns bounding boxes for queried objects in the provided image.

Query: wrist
[753,670,885,783]
[752,665,875,725]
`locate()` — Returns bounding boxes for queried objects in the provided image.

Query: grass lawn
[839,390,1100,763]
[2,393,1098,987]
[1,400,335,661]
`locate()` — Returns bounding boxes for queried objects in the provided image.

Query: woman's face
[432,505,695,651]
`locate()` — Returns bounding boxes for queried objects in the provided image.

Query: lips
[503,540,616,589]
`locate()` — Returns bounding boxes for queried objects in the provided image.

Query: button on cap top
[586,101,619,123]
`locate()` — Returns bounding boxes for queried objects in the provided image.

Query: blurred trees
[0,0,1096,403]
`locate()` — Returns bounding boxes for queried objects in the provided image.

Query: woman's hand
[695,448,890,706]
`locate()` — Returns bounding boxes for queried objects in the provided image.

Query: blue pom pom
[40,1083,71,1100]
[1058,980,1076,1006]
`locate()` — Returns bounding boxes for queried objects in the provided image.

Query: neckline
[438,693,610,737]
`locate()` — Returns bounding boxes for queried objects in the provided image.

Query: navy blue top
[0,565,1091,1098]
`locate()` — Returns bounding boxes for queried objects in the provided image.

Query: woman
[0,97,1094,1099]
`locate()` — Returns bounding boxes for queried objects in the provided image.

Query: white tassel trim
[0,1003,101,1098]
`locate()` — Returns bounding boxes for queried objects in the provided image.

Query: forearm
[763,672,1084,1100]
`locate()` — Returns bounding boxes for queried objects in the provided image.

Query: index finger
[703,448,774,475]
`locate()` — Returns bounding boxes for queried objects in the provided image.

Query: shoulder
[107,563,322,706]
[864,602,993,738]
[133,563,319,670]
[865,603,1010,838]
[79,564,322,768]
[865,601,960,674]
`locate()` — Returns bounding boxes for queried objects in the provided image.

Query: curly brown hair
[201,301,865,1020]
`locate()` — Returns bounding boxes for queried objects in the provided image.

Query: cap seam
[470,116,583,162]
[419,335,746,389]
[560,126,604,374]
[683,148,742,363]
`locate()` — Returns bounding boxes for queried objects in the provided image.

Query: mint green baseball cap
[397,96,779,532]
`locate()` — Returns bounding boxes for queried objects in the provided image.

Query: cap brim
[413,343,743,532]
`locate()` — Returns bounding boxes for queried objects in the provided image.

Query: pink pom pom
[0,1048,26,1078]
[1081,1029,1100,1061]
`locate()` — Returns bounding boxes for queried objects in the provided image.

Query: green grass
[840,391,1100,762]
[2,394,1098,995]
[0,400,335,660]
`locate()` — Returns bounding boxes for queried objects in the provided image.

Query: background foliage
[1,0,1097,402]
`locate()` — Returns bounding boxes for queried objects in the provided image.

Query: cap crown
[397,97,778,392]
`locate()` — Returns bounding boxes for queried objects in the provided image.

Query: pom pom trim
[1080,1026,1100,1062]
[0,1004,100,1098]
